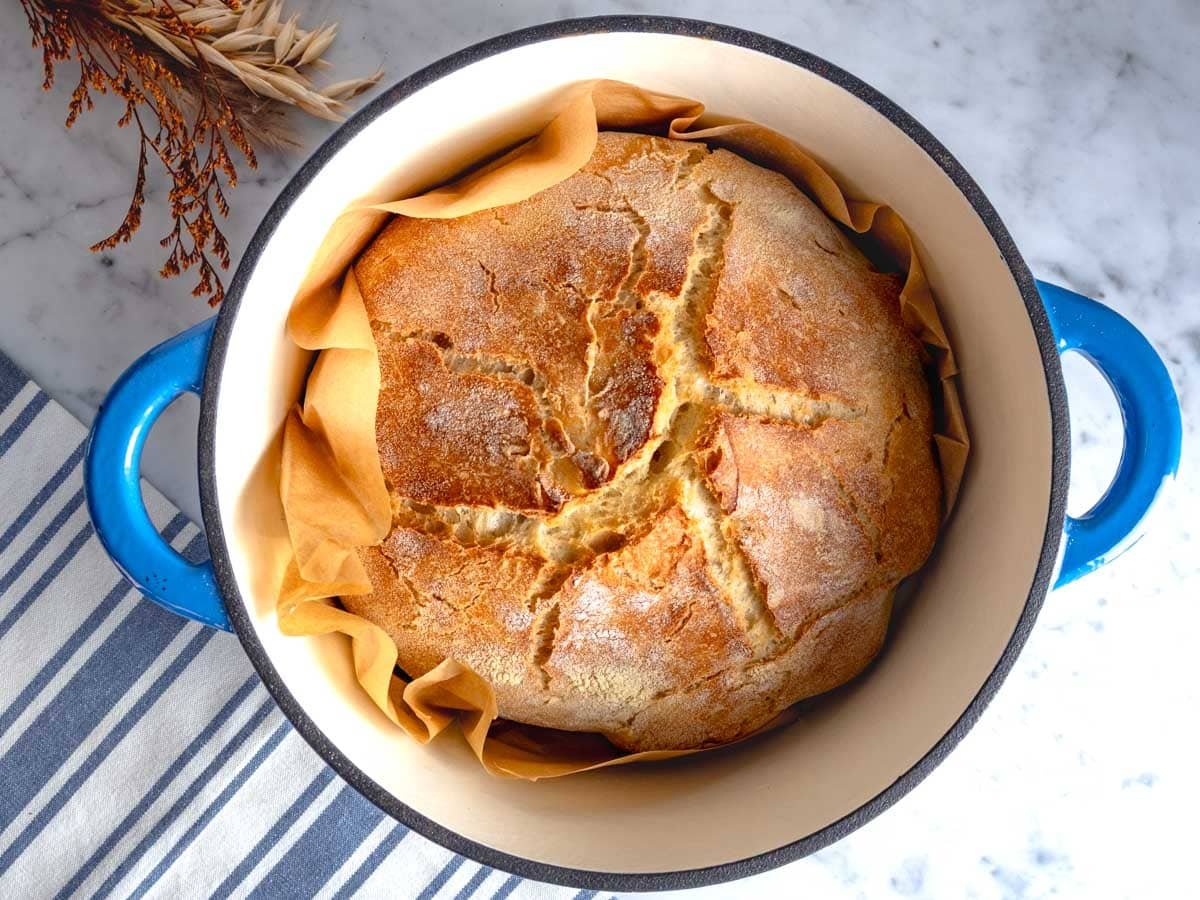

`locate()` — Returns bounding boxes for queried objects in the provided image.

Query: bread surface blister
[349,132,941,751]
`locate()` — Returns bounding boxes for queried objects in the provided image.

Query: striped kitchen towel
[0,351,600,900]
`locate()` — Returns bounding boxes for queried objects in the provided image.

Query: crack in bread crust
[377,326,558,425]
[573,201,650,317]
[530,601,561,687]
[391,497,537,551]
[881,403,910,469]
[678,462,783,656]
[614,577,896,736]
[700,379,861,428]
[672,145,708,189]
[576,201,656,465]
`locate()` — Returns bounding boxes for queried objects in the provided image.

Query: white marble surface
[1,1,1197,897]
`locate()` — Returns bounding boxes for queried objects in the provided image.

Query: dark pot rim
[198,15,1069,892]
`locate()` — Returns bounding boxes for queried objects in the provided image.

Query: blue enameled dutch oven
[81,17,1182,892]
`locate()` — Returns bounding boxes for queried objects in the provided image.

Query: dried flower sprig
[20,0,382,304]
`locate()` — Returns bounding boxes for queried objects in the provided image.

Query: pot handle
[84,317,231,631]
[1037,280,1181,587]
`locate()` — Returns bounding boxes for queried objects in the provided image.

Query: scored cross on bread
[350,132,940,751]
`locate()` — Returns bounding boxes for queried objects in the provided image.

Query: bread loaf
[349,132,941,751]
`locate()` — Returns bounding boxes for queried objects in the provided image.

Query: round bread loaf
[350,132,941,751]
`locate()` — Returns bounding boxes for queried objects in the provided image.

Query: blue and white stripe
[0,352,606,899]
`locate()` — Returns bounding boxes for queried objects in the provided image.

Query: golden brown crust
[351,132,941,751]
[373,337,557,511]
[539,507,755,735]
[705,415,876,638]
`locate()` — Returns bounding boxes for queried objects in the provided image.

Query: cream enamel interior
[211,32,1054,875]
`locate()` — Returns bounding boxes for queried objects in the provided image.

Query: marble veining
[1,1,1196,897]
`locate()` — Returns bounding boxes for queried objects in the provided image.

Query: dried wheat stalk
[21,0,382,304]
[104,0,383,123]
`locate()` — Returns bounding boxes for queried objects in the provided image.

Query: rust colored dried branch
[20,0,382,304]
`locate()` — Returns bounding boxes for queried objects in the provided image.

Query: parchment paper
[270,79,969,780]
